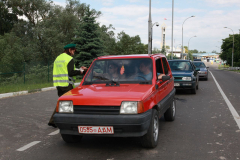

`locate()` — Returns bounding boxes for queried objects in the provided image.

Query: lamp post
[148,0,152,55]
[151,22,159,53]
[171,0,174,60]
[224,27,234,67]
[181,16,195,59]
[187,35,196,60]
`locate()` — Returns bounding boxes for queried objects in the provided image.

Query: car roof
[96,54,166,60]
[168,59,191,62]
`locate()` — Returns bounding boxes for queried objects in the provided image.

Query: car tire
[141,109,159,148]
[164,98,176,121]
[61,134,82,143]
[205,76,208,81]
[191,85,196,94]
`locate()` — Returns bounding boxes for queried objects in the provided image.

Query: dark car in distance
[193,59,201,61]
[192,61,209,80]
[168,60,200,94]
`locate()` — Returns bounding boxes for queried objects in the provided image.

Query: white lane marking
[209,71,240,129]
[48,129,59,135]
[16,141,41,151]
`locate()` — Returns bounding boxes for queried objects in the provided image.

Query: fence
[0,60,54,86]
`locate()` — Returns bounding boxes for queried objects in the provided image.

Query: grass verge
[0,79,82,94]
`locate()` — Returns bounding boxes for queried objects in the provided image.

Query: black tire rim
[153,115,159,142]
[172,101,176,117]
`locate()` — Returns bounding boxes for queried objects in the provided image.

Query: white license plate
[78,126,114,134]
[174,83,180,86]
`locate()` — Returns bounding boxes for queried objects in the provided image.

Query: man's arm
[67,59,82,77]
[157,73,166,80]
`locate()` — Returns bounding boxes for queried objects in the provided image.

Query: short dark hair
[64,47,76,56]
[140,59,152,67]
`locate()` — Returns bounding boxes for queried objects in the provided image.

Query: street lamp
[151,22,159,53]
[148,0,152,55]
[187,35,196,60]
[224,27,234,67]
[181,16,195,59]
[171,0,174,60]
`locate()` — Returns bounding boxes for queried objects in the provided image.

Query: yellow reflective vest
[53,53,76,88]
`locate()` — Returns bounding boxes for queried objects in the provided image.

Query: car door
[190,61,199,84]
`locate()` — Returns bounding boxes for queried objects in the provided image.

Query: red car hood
[59,84,154,106]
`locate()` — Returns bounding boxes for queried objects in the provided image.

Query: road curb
[0,83,80,99]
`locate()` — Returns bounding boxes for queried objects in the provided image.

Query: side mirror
[195,68,200,71]
[162,76,170,82]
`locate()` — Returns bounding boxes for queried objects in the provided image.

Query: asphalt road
[0,62,240,160]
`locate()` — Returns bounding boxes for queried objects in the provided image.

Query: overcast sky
[54,0,240,52]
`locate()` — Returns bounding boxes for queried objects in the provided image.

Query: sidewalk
[0,83,80,99]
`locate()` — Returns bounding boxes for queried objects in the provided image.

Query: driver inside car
[93,62,125,81]
[135,60,165,81]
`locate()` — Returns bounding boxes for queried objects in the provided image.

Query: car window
[162,58,169,75]
[84,58,153,83]
[193,62,206,68]
[155,58,163,74]
[169,61,193,71]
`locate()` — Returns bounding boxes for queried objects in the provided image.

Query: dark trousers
[48,84,73,125]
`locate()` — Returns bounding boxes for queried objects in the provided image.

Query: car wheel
[191,85,196,94]
[164,98,176,121]
[141,109,159,148]
[61,134,82,143]
[205,76,208,81]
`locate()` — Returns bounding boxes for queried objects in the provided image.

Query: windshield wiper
[139,81,150,84]
[106,80,120,86]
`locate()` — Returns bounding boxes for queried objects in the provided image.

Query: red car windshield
[84,58,153,83]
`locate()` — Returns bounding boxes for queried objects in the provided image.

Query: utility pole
[148,0,152,55]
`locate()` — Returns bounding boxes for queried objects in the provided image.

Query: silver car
[192,61,209,80]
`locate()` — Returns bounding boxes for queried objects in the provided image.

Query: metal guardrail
[228,67,240,70]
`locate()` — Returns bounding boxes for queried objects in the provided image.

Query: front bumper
[53,109,152,137]
[198,73,208,79]
[174,81,196,90]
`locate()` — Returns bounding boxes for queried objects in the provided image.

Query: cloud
[125,0,142,2]
[101,0,114,6]
[206,0,240,6]
[99,2,240,52]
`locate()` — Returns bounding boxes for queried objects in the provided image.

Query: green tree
[99,24,116,55]
[167,53,177,60]
[189,49,198,54]
[152,47,161,54]
[0,32,24,73]
[160,45,166,55]
[220,34,240,66]
[73,7,104,68]
[0,0,19,35]
[114,31,145,55]
[184,46,188,53]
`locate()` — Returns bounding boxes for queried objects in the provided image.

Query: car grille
[74,106,120,115]
[174,77,182,79]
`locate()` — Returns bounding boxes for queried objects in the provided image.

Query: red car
[54,54,176,148]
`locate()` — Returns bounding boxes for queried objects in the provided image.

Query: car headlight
[120,101,144,114]
[182,77,191,81]
[59,101,73,113]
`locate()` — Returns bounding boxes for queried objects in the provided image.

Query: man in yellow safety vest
[48,44,87,128]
